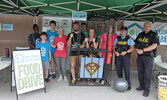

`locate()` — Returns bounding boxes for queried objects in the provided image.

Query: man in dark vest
[135,22,159,97]
[113,26,135,91]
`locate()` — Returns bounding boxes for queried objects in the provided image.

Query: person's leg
[143,56,154,92]
[78,55,83,78]
[43,61,50,83]
[70,56,76,81]
[123,54,131,89]
[49,57,52,78]
[55,56,62,78]
[136,56,145,89]
[45,69,48,79]
[52,54,56,78]
[115,56,123,78]
[61,57,67,82]
[61,57,67,77]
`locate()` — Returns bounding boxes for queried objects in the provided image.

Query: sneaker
[64,77,68,82]
[45,78,50,83]
[71,79,76,85]
[57,77,62,82]
[48,73,52,79]
[77,78,81,82]
[96,79,100,83]
[101,80,105,85]
[52,73,56,79]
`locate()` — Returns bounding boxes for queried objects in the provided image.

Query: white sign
[3,24,13,31]
[72,11,87,21]
[124,21,167,45]
[12,50,44,95]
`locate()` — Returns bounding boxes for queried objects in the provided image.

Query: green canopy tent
[0,0,167,22]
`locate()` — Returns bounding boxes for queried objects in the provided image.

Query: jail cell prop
[69,21,114,86]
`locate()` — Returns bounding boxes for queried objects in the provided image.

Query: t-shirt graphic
[46,30,58,54]
[50,36,55,44]
[36,38,41,45]
[41,47,46,56]
[36,41,51,61]
[57,42,64,50]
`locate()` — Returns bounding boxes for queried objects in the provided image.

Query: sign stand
[11,49,46,100]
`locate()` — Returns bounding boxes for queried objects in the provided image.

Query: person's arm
[137,44,157,54]
[84,38,89,48]
[113,48,120,56]
[93,38,98,49]
[28,34,35,49]
[112,38,120,56]
[80,41,85,48]
[67,33,73,47]
[121,45,134,56]
[28,41,35,49]
[121,38,135,56]
[49,50,51,62]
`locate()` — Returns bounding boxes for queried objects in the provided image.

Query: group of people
[28,20,159,97]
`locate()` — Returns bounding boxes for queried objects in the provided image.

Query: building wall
[0,15,42,56]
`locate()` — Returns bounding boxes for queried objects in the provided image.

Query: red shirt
[53,35,67,57]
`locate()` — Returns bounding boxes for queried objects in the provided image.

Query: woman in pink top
[52,28,68,82]
[100,25,117,64]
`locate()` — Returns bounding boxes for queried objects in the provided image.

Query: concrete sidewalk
[0,69,158,100]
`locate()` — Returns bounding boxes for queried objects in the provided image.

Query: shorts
[42,61,49,69]
[70,55,83,64]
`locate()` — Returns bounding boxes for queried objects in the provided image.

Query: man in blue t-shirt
[28,24,41,49]
[36,32,51,83]
[46,20,58,79]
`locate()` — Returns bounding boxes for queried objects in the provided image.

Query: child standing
[46,20,58,79]
[36,32,51,83]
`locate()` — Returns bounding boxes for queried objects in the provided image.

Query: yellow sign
[159,88,167,100]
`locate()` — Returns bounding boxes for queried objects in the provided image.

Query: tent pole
[77,0,80,11]
[112,21,117,70]
[1,0,34,16]
[117,1,167,20]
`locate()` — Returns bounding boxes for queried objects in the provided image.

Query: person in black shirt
[67,22,86,85]
[28,24,41,49]
[135,22,159,97]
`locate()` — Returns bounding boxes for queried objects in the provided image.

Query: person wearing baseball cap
[113,26,135,91]
[67,22,86,85]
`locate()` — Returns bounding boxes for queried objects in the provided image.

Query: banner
[72,11,87,21]
[12,50,44,95]
[124,21,167,45]
[80,57,104,79]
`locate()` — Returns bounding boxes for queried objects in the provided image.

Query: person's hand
[51,44,55,48]
[93,38,95,42]
[136,49,143,54]
[99,52,102,57]
[121,51,127,56]
[70,33,74,38]
[85,38,88,42]
[86,42,89,48]
[115,51,120,56]
[49,57,51,63]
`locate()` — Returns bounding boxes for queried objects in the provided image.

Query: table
[0,61,11,82]
[155,62,167,70]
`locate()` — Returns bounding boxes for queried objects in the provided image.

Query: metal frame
[69,20,113,86]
